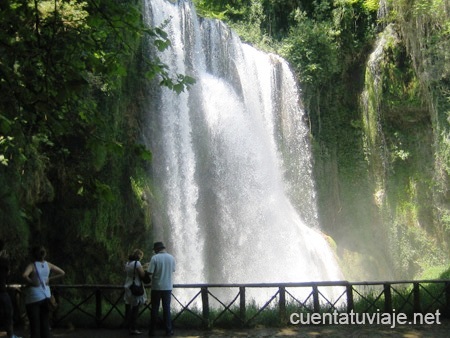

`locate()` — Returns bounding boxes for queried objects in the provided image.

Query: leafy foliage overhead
[0,0,195,264]
[0,1,192,195]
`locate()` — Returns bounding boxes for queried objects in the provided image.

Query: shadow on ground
[3,320,450,337]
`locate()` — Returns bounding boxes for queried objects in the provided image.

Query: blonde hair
[131,249,143,261]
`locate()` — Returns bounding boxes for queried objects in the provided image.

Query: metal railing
[7,279,450,329]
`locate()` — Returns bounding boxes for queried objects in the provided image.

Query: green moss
[419,265,449,280]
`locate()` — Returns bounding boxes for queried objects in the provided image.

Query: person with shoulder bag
[22,246,65,338]
[123,249,147,335]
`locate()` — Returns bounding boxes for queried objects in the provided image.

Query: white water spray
[143,0,343,294]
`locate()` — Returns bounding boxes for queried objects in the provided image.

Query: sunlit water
[143,0,344,305]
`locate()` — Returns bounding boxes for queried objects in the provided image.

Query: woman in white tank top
[123,248,147,335]
[22,246,65,338]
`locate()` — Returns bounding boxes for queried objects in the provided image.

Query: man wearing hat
[147,242,175,336]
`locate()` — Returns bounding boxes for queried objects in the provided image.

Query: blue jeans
[26,299,50,338]
[150,290,172,334]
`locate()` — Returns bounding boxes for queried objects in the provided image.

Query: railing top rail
[350,279,450,286]
[174,279,450,287]
[6,279,450,290]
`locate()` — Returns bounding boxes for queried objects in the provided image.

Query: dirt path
[4,320,450,338]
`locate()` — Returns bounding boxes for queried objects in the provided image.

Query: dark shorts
[0,291,13,329]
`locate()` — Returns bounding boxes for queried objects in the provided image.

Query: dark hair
[0,239,4,251]
[31,246,47,261]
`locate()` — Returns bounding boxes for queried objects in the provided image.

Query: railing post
[413,282,421,314]
[279,286,286,324]
[201,287,210,328]
[384,283,392,313]
[312,285,320,313]
[52,287,60,322]
[346,284,354,313]
[239,286,246,326]
[445,282,450,318]
[95,288,102,327]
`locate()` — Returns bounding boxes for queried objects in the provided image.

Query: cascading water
[143,0,343,298]
[360,24,399,199]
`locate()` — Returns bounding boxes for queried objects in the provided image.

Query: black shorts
[0,291,13,329]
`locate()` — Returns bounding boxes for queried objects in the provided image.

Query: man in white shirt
[147,242,175,336]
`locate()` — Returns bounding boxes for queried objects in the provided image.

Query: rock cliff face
[314,0,450,280]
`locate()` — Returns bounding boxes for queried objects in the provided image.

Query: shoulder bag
[129,261,145,296]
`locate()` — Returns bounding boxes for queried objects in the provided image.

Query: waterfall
[360,24,400,204]
[143,0,343,293]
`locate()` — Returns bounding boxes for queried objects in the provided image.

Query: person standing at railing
[123,249,148,335]
[22,246,65,338]
[148,241,175,337]
[0,239,22,338]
